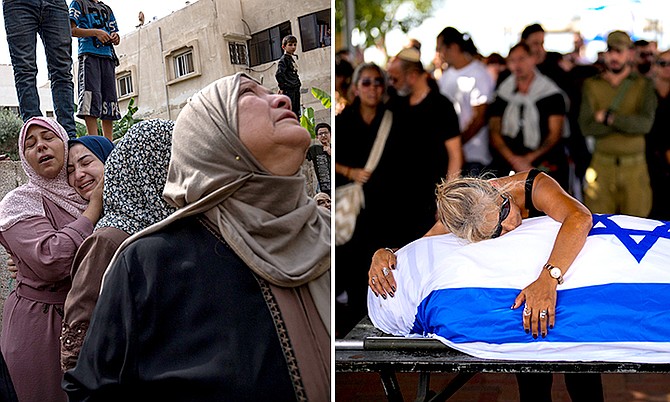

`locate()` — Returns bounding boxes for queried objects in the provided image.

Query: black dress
[0,352,17,402]
[335,90,460,336]
[334,100,385,336]
[63,216,301,402]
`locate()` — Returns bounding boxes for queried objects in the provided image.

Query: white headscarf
[106,73,331,331]
[0,117,87,231]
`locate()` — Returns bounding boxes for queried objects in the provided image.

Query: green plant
[112,98,142,140]
[300,107,316,138]
[311,87,332,109]
[0,109,23,160]
[300,87,331,138]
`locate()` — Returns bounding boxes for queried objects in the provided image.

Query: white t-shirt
[438,60,495,165]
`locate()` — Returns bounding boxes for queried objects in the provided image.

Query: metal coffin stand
[335,317,670,402]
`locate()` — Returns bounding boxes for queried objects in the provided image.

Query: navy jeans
[4,0,76,138]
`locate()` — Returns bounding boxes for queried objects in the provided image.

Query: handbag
[335,110,392,246]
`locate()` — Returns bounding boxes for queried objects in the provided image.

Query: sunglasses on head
[657,60,670,67]
[360,78,384,87]
[491,194,511,239]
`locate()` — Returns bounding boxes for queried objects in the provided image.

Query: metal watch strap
[544,263,564,285]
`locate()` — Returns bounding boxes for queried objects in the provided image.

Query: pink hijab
[0,117,88,231]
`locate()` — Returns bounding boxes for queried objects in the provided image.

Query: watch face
[550,267,561,278]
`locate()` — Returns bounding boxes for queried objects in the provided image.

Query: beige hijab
[106,73,331,332]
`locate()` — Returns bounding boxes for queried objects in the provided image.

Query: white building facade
[104,0,331,122]
[0,64,55,118]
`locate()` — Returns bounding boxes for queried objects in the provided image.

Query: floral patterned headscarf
[95,119,176,234]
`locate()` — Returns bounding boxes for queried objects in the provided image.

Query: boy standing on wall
[275,35,302,118]
[69,0,122,140]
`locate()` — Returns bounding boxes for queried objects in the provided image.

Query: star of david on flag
[589,214,670,263]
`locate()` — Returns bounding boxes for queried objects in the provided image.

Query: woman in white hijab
[64,73,331,401]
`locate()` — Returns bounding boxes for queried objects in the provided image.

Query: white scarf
[496,70,567,149]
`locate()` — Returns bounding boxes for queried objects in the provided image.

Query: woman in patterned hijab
[61,119,175,371]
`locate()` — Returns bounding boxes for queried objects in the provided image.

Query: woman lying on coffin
[368,168,592,339]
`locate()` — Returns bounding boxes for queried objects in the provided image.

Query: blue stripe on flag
[412,284,670,344]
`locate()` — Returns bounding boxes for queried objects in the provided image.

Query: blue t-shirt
[69,0,118,57]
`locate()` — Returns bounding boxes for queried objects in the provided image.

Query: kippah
[396,47,421,63]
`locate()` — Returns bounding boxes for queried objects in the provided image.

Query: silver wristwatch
[544,263,564,285]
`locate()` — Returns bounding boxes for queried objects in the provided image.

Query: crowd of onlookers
[334,24,670,338]
[1,6,331,397]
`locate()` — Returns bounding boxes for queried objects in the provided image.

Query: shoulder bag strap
[608,77,633,113]
[363,110,393,173]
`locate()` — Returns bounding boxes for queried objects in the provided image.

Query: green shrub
[0,110,23,160]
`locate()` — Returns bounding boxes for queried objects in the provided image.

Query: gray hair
[435,177,515,243]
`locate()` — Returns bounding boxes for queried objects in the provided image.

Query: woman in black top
[369,169,592,338]
[334,62,388,337]
[368,169,601,402]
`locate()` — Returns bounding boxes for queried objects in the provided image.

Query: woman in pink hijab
[0,117,102,402]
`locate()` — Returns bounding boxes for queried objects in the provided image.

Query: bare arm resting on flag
[368,170,592,338]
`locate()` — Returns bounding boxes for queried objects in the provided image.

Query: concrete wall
[105,0,331,124]
[240,0,331,95]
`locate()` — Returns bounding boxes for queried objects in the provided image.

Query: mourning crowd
[335,25,670,338]
[0,2,330,401]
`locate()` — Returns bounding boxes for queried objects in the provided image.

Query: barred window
[165,41,201,85]
[117,73,133,97]
[229,42,248,65]
[174,50,194,78]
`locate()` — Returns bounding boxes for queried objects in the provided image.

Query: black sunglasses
[657,60,670,67]
[491,194,511,239]
[360,78,384,87]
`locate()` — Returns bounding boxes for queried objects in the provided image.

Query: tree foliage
[300,87,331,139]
[0,110,23,160]
[335,0,436,50]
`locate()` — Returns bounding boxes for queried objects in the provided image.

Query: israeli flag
[368,215,670,363]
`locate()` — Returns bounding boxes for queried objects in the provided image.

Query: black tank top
[524,169,544,218]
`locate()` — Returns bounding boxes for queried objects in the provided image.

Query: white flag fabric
[368,215,670,363]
